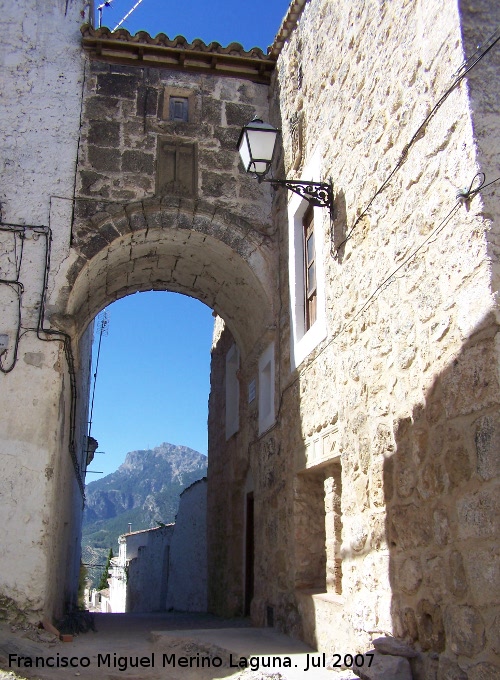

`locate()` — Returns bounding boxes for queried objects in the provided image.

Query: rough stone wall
[208,0,500,675]
[258,0,500,675]
[208,321,247,616]
[166,478,208,612]
[0,0,90,622]
[74,61,272,229]
[64,60,278,354]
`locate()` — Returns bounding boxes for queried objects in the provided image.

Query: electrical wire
[0,226,26,373]
[36,227,85,498]
[87,311,109,455]
[333,24,500,255]
[277,172,500,416]
[0,221,85,497]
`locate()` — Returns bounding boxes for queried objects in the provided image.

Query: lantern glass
[237,119,278,177]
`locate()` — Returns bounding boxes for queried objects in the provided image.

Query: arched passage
[64,198,277,616]
[66,198,276,357]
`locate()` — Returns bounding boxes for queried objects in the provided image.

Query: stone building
[0,0,499,678]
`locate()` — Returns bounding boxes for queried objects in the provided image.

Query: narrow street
[0,613,356,680]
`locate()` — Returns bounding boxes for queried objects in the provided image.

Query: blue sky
[87,2,292,479]
[87,293,214,477]
[97,0,291,51]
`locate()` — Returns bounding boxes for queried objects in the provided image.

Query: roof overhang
[81,24,276,84]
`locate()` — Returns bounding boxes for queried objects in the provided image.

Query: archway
[66,198,276,359]
[65,198,277,615]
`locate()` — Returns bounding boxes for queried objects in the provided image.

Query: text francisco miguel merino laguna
[9,651,334,672]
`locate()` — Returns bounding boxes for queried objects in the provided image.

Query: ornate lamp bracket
[261,178,333,217]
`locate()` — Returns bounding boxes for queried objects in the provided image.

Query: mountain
[82,443,207,586]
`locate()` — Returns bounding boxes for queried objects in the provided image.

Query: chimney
[128,523,132,533]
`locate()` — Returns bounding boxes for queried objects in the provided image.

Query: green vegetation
[97,548,114,591]
[77,562,88,608]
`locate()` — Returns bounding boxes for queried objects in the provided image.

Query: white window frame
[225,343,240,439]
[258,342,275,434]
[288,150,327,371]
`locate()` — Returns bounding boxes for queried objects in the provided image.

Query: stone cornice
[81,24,276,83]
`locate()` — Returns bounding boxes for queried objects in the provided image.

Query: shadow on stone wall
[385,315,500,678]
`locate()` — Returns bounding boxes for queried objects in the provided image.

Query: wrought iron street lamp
[237,118,333,214]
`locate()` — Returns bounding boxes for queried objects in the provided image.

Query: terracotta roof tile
[81,24,275,83]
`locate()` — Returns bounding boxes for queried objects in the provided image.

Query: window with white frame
[225,343,240,439]
[288,151,327,371]
[258,342,275,434]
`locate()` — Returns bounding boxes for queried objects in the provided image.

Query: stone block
[97,73,140,99]
[418,459,445,499]
[99,222,120,245]
[122,150,155,175]
[397,555,422,595]
[87,146,120,172]
[443,605,486,657]
[79,170,109,197]
[489,613,500,655]
[466,662,500,679]
[136,86,159,117]
[201,97,222,125]
[437,657,467,680]
[199,148,236,172]
[213,126,239,149]
[88,120,120,148]
[416,599,445,652]
[85,95,121,120]
[440,341,500,417]
[475,413,500,480]
[410,653,439,680]
[81,233,111,261]
[387,503,432,550]
[448,550,468,597]
[457,488,500,541]
[123,121,156,151]
[444,441,472,489]
[201,171,237,199]
[433,506,451,546]
[354,651,412,680]
[463,546,500,605]
[225,102,255,127]
[372,636,419,658]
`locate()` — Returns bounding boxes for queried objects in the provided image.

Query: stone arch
[66,198,276,357]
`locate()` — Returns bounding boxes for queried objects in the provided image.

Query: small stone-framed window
[169,97,189,122]
[162,87,195,122]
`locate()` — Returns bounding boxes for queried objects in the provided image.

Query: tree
[97,548,113,591]
[77,561,89,608]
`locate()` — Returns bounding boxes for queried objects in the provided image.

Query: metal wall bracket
[261,178,333,217]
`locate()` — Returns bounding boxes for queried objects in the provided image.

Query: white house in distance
[108,478,207,613]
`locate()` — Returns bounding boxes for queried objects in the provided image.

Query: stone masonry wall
[73,61,273,250]
[246,0,500,676]
[63,60,278,354]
